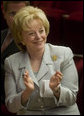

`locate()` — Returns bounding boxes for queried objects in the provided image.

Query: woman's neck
[28,48,45,61]
[27,48,45,72]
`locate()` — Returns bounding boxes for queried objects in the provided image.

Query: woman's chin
[35,43,45,50]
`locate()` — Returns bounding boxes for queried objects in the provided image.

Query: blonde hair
[3,1,30,12]
[12,6,50,51]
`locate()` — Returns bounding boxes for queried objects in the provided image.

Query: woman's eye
[28,32,35,36]
[39,29,44,33]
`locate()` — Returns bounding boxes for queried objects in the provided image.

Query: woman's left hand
[49,71,63,92]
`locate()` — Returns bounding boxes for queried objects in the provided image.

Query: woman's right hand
[23,70,34,93]
[21,70,34,106]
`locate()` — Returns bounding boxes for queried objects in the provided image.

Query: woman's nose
[35,32,41,39]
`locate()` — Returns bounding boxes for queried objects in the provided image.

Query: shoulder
[5,51,24,63]
[46,43,73,59]
[46,43,73,54]
[4,51,25,70]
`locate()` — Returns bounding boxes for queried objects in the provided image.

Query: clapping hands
[49,71,63,92]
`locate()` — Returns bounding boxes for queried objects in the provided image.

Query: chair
[74,54,83,115]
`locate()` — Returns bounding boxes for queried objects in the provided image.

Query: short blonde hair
[3,1,30,12]
[12,6,50,51]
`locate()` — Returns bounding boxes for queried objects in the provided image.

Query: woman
[4,6,80,115]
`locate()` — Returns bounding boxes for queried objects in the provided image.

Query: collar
[43,44,53,64]
[19,44,53,69]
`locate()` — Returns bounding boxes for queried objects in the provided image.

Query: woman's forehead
[23,19,44,31]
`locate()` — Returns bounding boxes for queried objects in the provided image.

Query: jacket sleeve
[54,47,79,106]
[4,58,28,113]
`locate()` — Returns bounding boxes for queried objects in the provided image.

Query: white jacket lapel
[19,52,39,87]
[36,44,53,81]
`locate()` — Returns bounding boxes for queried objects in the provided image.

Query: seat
[74,54,83,115]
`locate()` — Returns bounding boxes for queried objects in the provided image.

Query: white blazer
[4,43,80,115]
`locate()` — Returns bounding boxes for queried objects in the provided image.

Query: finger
[24,70,29,76]
[24,76,33,84]
[49,81,59,90]
[55,71,63,76]
[24,81,33,88]
[24,76,32,83]
[56,73,63,80]
[24,75,28,83]
[23,72,30,80]
[54,76,62,85]
[28,78,33,83]
[50,81,59,87]
[55,72,63,80]
[50,75,56,82]
[55,77,61,85]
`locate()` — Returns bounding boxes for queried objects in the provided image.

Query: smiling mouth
[33,41,43,44]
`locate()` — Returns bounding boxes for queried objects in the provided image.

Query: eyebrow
[27,27,44,31]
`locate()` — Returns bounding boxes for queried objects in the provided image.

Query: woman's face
[21,19,47,52]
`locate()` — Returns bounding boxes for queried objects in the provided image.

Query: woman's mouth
[33,41,43,44]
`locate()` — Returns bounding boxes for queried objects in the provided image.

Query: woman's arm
[54,47,79,106]
[4,58,34,113]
